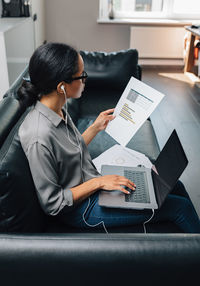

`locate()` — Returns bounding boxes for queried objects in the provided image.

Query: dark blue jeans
[58,181,200,233]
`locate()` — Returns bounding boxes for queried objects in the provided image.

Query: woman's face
[66,54,85,99]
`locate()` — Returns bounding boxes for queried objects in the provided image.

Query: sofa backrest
[0,97,24,149]
[0,108,46,232]
[67,49,141,123]
[80,49,141,116]
[0,65,29,148]
[0,64,47,232]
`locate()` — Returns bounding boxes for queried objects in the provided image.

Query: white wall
[44,0,187,65]
[45,0,130,52]
[31,0,46,48]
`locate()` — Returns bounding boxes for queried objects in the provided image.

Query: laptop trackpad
[99,190,125,207]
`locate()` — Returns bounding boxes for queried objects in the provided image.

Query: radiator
[130,26,186,61]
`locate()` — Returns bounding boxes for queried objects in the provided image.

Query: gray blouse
[19,101,100,216]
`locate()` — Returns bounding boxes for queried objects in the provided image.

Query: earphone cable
[143,209,155,234]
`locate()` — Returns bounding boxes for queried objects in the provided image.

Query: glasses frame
[69,71,88,84]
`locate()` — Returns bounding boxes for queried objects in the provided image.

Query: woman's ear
[57,82,66,95]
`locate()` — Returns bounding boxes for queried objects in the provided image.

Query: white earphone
[61,85,65,93]
[61,84,67,101]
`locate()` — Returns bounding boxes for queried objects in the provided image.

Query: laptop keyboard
[124,170,150,203]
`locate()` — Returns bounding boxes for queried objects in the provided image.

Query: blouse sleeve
[26,142,73,216]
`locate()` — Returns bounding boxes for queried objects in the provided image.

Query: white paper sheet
[93,144,152,173]
[123,147,153,169]
[105,77,165,146]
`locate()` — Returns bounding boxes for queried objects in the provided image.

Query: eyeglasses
[70,71,88,84]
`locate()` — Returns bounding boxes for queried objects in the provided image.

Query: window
[99,0,200,20]
[112,0,165,18]
[114,0,164,13]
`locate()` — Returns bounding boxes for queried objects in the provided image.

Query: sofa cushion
[126,120,160,162]
[0,110,46,232]
[77,117,160,161]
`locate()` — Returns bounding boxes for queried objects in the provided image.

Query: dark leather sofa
[0,49,200,285]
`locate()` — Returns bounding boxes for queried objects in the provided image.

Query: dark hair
[17,42,79,106]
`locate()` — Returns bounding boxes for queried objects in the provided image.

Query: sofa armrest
[0,233,199,286]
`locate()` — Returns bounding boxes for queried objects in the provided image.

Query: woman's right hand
[97,175,136,194]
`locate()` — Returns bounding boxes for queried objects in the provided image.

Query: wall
[31,0,46,48]
[45,0,130,52]
[45,0,187,65]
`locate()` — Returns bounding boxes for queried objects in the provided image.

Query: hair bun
[17,80,39,107]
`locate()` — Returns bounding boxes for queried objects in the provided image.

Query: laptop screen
[154,130,188,189]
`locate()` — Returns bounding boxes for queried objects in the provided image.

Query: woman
[18,42,200,233]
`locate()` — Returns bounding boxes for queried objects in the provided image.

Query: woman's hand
[70,175,136,204]
[82,108,115,145]
[97,175,136,194]
[91,108,115,132]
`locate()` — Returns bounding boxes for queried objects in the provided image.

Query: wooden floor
[142,67,200,217]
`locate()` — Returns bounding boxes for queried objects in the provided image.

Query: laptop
[98,130,188,210]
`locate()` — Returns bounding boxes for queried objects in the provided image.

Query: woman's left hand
[92,108,115,132]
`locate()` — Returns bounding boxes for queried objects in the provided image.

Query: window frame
[99,0,200,20]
